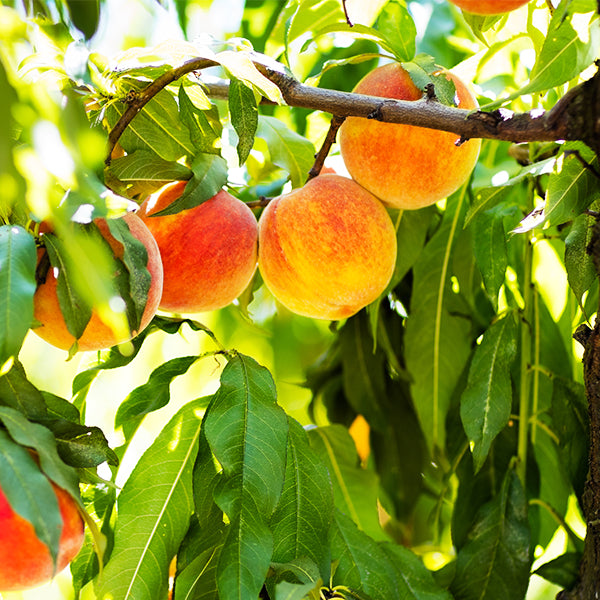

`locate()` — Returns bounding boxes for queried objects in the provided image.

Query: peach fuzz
[258,174,397,320]
[0,481,84,591]
[137,182,258,313]
[33,212,163,352]
[448,0,531,14]
[339,62,481,210]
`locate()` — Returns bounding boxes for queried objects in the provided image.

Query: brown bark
[105,57,600,165]
[559,219,600,600]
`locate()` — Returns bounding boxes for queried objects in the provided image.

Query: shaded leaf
[152,154,228,216]
[451,470,530,600]
[460,313,518,471]
[308,425,384,540]
[405,192,472,454]
[0,428,62,570]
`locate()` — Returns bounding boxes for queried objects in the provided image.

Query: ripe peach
[448,0,531,14]
[258,174,397,320]
[33,212,163,352]
[0,479,84,591]
[137,182,259,313]
[339,63,481,210]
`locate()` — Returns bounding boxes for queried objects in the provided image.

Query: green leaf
[308,425,384,540]
[460,314,518,472]
[451,470,530,600]
[66,0,100,39]
[115,355,200,437]
[471,207,512,306]
[152,153,228,216]
[270,418,334,580]
[545,146,600,227]
[550,377,589,501]
[216,50,283,104]
[106,89,195,162]
[0,225,36,365]
[178,84,222,155]
[375,0,416,62]
[105,217,151,335]
[381,543,454,600]
[565,210,597,305]
[461,13,504,45]
[405,192,472,454]
[229,77,258,166]
[533,552,581,589]
[95,400,202,600]
[42,232,92,340]
[0,406,81,500]
[0,360,48,420]
[339,313,388,432]
[256,116,315,189]
[402,54,456,107]
[173,541,223,600]
[275,580,320,600]
[0,428,62,570]
[330,510,400,600]
[108,150,192,191]
[43,420,118,468]
[204,353,288,600]
[527,5,600,95]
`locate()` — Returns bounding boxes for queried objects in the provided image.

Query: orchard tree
[0,0,599,599]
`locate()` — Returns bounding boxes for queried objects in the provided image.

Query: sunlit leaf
[270,418,334,579]
[0,225,36,364]
[204,353,288,600]
[256,116,315,189]
[95,400,202,600]
[229,77,258,165]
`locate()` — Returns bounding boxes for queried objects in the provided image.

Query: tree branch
[105,54,600,167]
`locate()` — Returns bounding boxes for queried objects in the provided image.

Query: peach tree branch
[105,55,600,166]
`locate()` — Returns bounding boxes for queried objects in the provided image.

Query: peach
[448,0,531,14]
[33,212,163,352]
[258,174,397,320]
[0,479,84,591]
[137,181,258,313]
[339,63,481,210]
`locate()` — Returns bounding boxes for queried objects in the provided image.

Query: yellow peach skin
[339,63,481,210]
[258,174,397,320]
[448,0,531,14]
[33,212,163,352]
[137,181,258,314]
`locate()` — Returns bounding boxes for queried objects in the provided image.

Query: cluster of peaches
[3,0,531,595]
[32,0,534,356]
[32,61,482,354]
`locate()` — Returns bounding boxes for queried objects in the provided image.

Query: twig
[104,54,600,168]
[105,57,218,165]
[341,0,353,26]
[306,114,346,181]
[564,149,600,180]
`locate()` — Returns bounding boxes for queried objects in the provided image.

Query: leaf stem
[517,233,533,487]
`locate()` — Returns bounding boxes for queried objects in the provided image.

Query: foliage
[0,0,599,599]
